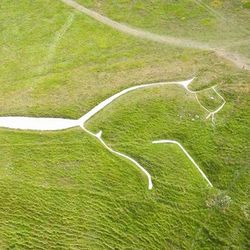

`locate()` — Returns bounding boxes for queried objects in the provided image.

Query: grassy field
[0,0,249,249]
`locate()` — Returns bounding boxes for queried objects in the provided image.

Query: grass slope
[80,0,250,57]
[0,0,249,249]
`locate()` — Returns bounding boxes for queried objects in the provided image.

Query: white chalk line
[187,84,226,125]
[204,86,226,125]
[0,117,79,131]
[0,79,193,130]
[152,140,213,187]
[82,127,153,190]
[61,0,250,70]
[0,78,224,189]
[79,79,194,125]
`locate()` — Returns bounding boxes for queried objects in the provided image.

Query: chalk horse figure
[0,79,224,189]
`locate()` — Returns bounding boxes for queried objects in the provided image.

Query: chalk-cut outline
[0,78,225,189]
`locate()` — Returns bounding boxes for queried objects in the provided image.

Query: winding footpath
[61,0,250,70]
[0,78,225,189]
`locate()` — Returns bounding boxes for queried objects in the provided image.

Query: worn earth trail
[60,0,250,70]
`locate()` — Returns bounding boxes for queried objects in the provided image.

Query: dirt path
[61,0,250,70]
[61,0,208,50]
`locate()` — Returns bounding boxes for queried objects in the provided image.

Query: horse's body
[0,117,80,131]
[0,78,220,189]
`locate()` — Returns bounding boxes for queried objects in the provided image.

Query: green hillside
[0,0,249,249]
